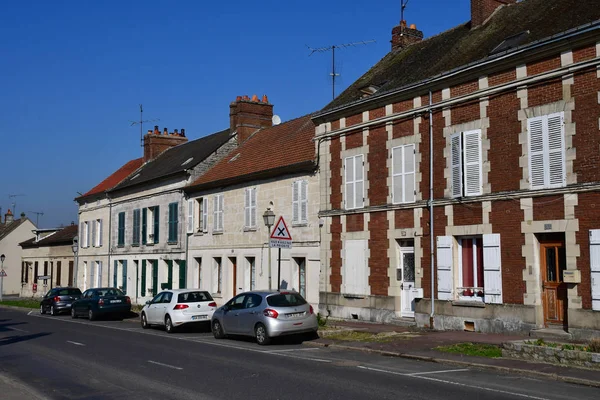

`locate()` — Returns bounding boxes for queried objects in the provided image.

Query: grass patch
[324,330,413,342]
[435,342,502,358]
[0,299,40,309]
[525,338,600,353]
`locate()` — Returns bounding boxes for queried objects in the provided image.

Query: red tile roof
[188,114,315,190]
[78,158,143,199]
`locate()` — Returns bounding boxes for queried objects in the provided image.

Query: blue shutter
[114,260,118,287]
[122,260,128,294]
[142,208,147,245]
[153,206,160,243]
[167,260,173,290]
[179,260,186,289]
[141,260,146,296]
[152,261,158,295]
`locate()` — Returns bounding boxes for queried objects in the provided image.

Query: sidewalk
[306,319,600,388]
[0,373,49,400]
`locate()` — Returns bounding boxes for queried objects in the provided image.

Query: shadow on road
[0,332,51,347]
[0,321,30,333]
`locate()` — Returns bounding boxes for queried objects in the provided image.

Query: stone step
[529,327,573,341]
[389,317,417,327]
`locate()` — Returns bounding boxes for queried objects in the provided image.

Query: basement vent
[464,321,475,332]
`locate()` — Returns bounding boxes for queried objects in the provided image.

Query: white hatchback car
[140,289,217,333]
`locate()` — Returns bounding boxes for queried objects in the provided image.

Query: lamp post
[262,208,275,290]
[0,254,5,302]
[72,237,79,288]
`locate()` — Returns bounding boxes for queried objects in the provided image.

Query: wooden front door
[541,242,567,326]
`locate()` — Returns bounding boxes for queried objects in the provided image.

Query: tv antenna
[401,0,410,22]
[28,210,44,226]
[8,194,25,217]
[307,40,376,100]
[130,104,160,148]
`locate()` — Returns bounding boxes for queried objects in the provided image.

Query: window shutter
[153,206,159,243]
[152,261,158,295]
[122,260,127,294]
[80,222,84,244]
[344,157,354,209]
[483,233,503,304]
[392,145,416,204]
[97,261,102,287]
[89,262,95,289]
[590,230,600,311]
[463,130,482,196]
[436,236,453,300]
[142,208,147,245]
[141,260,147,296]
[250,188,256,228]
[292,181,299,223]
[300,180,308,222]
[528,116,545,189]
[547,112,565,187]
[187,199,194,234]
[202,198,208,232]
[451,133,463,197]
[114,260,118,287]
[355,155,364,209]
[344,239,368,295]
[167,260,173,290]
[244,189,250,227]
[392,146,403,203]
[98,219,103,246]
[404,145,416,202]
[91,220,96,247]
[213,196,219,231]
[179,260,187,289]
[219,195,224,231]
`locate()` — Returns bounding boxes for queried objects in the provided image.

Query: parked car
[211,290,318,345]
[71,287,131,320]
[40,287,82,316]
[140,289,217,333]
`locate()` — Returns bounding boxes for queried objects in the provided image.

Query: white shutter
[91,220,96,247]
[344,239,368,295]
[89,262,95,288]
[80,222,84,244]
[250,188,256,228]
[187,199,194,234]
[404,145,415,202]
[202,198,208,232]
[528,116,546,189]
[436,236,453,300]
[590,230,600,311]
[86,221,90,247]
[483,234,503,304]
[97,261,103,287]
[547,112,565,187]
[344,157,354,209]
[355,155,364,208]
[213,196,219,231]
[393,145,416,203]
[219,195,224,231]
[300,180,308,222]
[463,130,482,196]
[244,189,250,228]
[292,181,299,223]
[392,146,403,203]
[451,133,463,197]
[98,219,103,246]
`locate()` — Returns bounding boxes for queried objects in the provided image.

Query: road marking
[27,311,33,316]
[405,368,469,376]
[266,348,321,353]
[7,326,29,333]
[357,366,551,400]
[148,360,183,370]
[66,341,85,346]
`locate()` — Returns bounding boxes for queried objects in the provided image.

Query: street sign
[0,270,6,277]
[37,275,51,280]
[269,216,292,249]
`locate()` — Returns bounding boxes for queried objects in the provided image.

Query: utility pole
[131,104,160,148]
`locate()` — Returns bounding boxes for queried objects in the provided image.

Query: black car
[40,287,82,316]
[71,287,131,320]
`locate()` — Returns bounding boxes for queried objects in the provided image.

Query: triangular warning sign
[270,216,292,241]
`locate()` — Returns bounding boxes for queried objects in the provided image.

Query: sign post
[0,254,5,302]
[269,217,293,290]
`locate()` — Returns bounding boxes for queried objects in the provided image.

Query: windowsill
[194,231,205,236]
[144,243,153,246]
[213,231,223,235]
[132,244,140,247]
[342,293,366,300]
[243,227,257,232]
[452,299,485,308]
[167,241,178,245]
[117,245,124,248]
[292,222,308,228]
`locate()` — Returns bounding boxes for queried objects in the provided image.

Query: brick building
[313,0,600,338]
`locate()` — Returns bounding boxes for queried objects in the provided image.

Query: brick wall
[451,80,479,97]
[573,45,597,63]
[330,137,342,209]
[393,99,413,114]
[346,114,362,127]
[528,55,561,76]
[431,111,446,198]
[368,126,389,206]
[572,69,600,183]
[346,213,364,232]
[369,107,386,120]
[574,192,600,309]
[532,195,564,220]
[451,101,480,125]
[527,80,563,108]
[453,203,483,226]
[395,209,414,229]
[393,119,414,139]
[345,131,363,149]
[368,211,389,295]
[330,216,342,292]
[489,69,516,86]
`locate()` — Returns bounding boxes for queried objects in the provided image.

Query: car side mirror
[222,305,230,312]
[145,300,151,305]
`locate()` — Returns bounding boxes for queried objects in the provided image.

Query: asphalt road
[0,308,598,400]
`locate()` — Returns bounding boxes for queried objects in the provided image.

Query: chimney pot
[147,129,152,135]
[181,128,185,137]
[391,20,423,51]
[262,94,269,103]
[236,96,242,101]
[409,23,416,29]
[154,126,159,134]
[163,127,168,135]
[174,129,178,135]
[251,94,259,102]
[243,95,250,100]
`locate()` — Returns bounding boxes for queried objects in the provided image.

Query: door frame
[398,245,415,318]
[539,240,567,327]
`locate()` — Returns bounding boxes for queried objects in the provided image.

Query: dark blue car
[71,287,131,320]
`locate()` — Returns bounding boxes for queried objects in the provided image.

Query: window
[458,237,484,300]
[528,112,565,190]
[132,209,141,245]
[344,154,364,209]
[392,144,416,204]
[56,261,61,286]
[152,206,160,243]
[244,188,257,229]
[213,257,222,293]
[96,219,103,246]
[143,206,160,244]
[81,221,90,248]
[117,212,125,246]
[168,202,178,243]
[292,180,308,224]
[451,130,482,197]
[213,194,224,232]
[197,197,208,233]
[96,261,103,288]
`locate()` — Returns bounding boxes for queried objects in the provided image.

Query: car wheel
[165,315,175,334]
[88,308,96,321]
[51,305,58,316]
[212,320,225,339]
[255,323,271,346]
[141,313,149,329]
[40,305,46,315]
[71,307,77,319]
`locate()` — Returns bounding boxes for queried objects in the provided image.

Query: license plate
[288,312,304,318]
[191,315,208,320]
[110,300,122,303]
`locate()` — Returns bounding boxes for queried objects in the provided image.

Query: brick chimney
[391,20,423,51]
[471,0,516,28]
[4,209,14,224]
[230,94,273,143]
[143,126,188,163]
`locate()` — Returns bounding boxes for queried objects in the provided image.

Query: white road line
[357,366,550,400]
[27,311,33,316]
[7,326,29,333]
[266,348,321,353]
[66,341,85,346]
[405,368,469,376]
[148,360,183,370]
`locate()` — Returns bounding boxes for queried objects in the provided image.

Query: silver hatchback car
[211,290,318,345]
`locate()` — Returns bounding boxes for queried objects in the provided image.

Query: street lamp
[262,208,275,290]
[0,254,5,302]
[72,237,79,287]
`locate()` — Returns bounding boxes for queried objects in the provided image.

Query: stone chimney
[391,20,423,51]
[143,126,188,163]
[230,94,273,143]
[4,209,14,224]
[471,0,516,28]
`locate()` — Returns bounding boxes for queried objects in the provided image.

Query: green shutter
[142,208,147,245]
[133,210,140,245]
[167,260,173,290]
[141,260,146,296]
[122,260,128,294]
[114,260,118,287]
[168,202,178,243]
[173,203,178,242]
[153,206,159,243]
[179,260,186,289]
[118,212,125,246]
[152,260,158,295]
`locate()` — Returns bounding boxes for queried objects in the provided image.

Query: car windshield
[266,293,307,307]
[178,291,213,303]
[96,288,124,297]
[57,289,81,296]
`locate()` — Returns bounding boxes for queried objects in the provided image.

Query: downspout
[428,90,435,329]
[107,193,113,287]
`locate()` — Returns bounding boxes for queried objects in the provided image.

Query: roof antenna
[401,0,409,23]
[307,40,376,101]
[130,104,160,148]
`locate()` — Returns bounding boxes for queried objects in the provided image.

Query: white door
[399,247,416,317]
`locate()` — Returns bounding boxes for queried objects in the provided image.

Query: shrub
[316,312,327,327]
[587,338,600,353]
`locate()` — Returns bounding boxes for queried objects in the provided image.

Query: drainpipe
[428,90,435,329]
[107,194,113,287]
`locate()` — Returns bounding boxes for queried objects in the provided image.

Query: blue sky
[0,0,470,228]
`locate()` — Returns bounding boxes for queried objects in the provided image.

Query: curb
[302,340,600,389]
[0,304,37,313]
